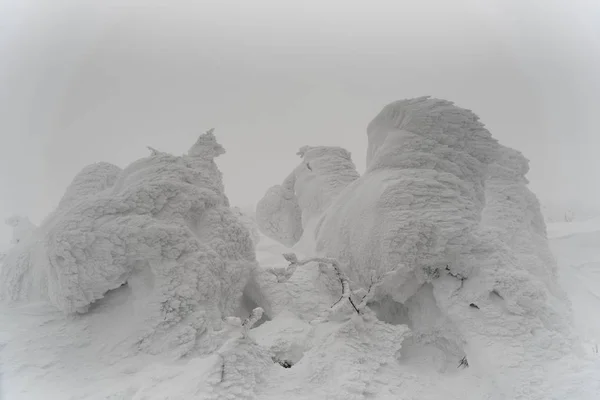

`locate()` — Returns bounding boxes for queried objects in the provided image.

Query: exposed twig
[220,355,226,383]
[356,272,384,311]
[278,253,380,314]
[445,265,467,291]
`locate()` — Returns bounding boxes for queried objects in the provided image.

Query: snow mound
[0,130,257,356]
[256,96,580,398]
[56,162,122,211]
[2,99,598,400]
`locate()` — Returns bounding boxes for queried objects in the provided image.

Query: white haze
[0,0,599,246]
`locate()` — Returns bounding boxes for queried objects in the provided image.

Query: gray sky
[1,0,599,246]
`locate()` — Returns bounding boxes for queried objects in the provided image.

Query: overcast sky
[1,0,599,246]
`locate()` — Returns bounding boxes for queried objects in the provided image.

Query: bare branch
[280,252,360,314]
[354,271,385,311]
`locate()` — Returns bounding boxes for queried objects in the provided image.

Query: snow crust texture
[256,96,579,399]
[2,98,597,400]
[256,145,359,247]
[0,130,257,356]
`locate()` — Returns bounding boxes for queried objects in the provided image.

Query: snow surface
[1,98,600,400]
[0,130,257,359]
[2,221,599,400]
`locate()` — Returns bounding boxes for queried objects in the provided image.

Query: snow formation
[256,96,581,399]
[0,130,257,356]
[1,98,598,400]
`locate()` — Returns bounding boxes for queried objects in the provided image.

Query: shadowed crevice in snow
[370,283,466,373]
[367,295,411,327]
[238,286,271,329]
[85,281,130,314]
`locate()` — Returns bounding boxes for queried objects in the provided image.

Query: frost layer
[256,146,359,248]
[0,131,257,355]
[257,96,577,398]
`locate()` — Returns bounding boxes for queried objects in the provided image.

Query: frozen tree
[0,129,257,356]
[267,252,386,320]
[256,96,577,397]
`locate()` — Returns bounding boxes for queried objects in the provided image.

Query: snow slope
[549,218,600,350]
[2,224,599,400]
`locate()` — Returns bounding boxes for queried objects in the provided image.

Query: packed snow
[1,98,600,400]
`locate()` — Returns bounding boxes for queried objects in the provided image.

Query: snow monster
[256,97,576,399]
[0,130,258,356]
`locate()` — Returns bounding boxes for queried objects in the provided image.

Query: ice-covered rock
[0,130,257,356]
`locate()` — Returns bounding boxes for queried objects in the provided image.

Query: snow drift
[0,130,257,355]
[256,96,578,398]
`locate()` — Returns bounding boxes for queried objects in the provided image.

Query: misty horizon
[1,0,599,245]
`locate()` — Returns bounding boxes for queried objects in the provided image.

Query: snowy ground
[548,218,600,354]
[1,218,600,400]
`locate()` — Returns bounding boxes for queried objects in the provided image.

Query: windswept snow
[1,99,600,400]
[254,96,596,399]
[0,130,257,358]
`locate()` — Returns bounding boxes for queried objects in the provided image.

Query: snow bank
[0,130,257,356]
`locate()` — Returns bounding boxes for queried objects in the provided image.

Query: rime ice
[0,130,257,355]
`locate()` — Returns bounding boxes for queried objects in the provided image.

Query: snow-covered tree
[0,129,258,356]
[255,96,577,398]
